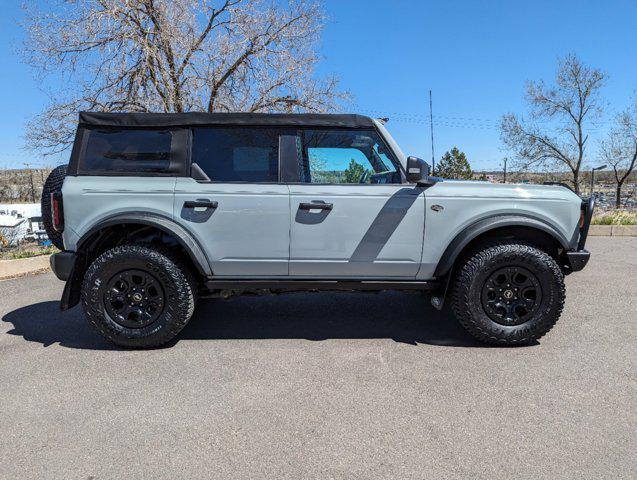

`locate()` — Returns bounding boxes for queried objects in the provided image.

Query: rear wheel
[81,245,196,348]
[450,243,565,345]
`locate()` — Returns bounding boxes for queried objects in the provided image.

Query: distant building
[0,203,46,246]
[0,215,29,246]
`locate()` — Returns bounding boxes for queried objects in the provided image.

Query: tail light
[51,191,64,232]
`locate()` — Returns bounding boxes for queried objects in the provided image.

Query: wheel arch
[60,213,211,310]
[433,215,571,279]
[77,212,211,276]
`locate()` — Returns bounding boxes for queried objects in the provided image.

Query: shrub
[591,211,637,225]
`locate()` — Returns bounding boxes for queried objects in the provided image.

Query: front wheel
[450,243,565,345]
[81,245,196,348]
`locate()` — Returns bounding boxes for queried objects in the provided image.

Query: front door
[289,128,425,278]
[173,127,291,277]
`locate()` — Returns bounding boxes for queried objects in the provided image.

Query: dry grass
[591,210,637,225]
[0,244,58,260]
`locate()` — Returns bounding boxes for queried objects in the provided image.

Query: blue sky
[1,0,636,170]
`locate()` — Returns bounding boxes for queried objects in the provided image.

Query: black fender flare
[60,212,212,311]
[76,212,212,277]
[433,215,571,278]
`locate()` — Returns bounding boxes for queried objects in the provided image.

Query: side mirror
[406,156,436,185]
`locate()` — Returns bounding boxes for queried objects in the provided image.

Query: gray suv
[43,112,593,348]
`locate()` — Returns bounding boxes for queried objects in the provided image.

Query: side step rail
[203,279,439,293]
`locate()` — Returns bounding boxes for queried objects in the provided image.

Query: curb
[0,255,51,280]
[610,225,637,236]
[589,225,637,236]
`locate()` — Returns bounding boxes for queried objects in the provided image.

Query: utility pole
[429,90,435,175]
[503,157,507,184]
[24,163,36,203]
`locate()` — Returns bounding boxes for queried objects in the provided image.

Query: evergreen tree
[437,147,473,179]
[344,159,366,183]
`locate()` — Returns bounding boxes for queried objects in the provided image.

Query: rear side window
[192,127,289,182]
[80,128,184,175]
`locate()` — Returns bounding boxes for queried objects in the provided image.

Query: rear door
[173,127,291,277]
[288,128,425,278]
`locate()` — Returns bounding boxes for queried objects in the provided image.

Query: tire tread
[450,243,565,345]
[40,164,67,250]
[81,244,196,348]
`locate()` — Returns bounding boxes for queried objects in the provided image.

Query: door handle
[184,200,218,209]
[299,202,333,211]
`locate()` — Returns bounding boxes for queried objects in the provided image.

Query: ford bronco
[43,112,593,347]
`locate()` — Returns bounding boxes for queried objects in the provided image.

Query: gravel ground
[1,236,635,479]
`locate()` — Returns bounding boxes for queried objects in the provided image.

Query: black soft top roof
[78,111,376,129]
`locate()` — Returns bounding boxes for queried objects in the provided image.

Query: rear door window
[192,127,292,182]
[80,128,184,175]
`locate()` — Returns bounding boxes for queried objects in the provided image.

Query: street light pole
[590,164,607,196]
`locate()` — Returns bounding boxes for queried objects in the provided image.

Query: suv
[44,112,594,348]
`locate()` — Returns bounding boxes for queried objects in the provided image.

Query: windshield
[372,119,407,170]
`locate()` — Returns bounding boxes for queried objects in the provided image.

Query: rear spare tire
[41,164,67,250]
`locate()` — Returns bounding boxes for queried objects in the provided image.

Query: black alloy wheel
[480,266,542,326]
[104,269,166,328]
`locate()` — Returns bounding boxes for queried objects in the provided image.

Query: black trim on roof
[78,112,376,129]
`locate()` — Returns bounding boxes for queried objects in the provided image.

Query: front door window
[299,129,402,184]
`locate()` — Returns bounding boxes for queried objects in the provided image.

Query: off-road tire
[450,243,565,346]
[40,164,67,250]
[81,245,196,348]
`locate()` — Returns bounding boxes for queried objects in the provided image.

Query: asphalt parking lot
[1,236,635,479]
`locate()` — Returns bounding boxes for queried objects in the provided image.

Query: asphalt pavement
[1,236,635,479]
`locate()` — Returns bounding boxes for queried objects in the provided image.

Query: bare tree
[0,224,23,248]
[500,54,606,194]
[598,102,637,208]
[0,167,53,202]
[22,0,347,155]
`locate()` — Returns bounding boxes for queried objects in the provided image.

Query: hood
[427,180,582,202]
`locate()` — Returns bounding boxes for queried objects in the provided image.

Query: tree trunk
[572,169,580,195]
[616,182,622,208]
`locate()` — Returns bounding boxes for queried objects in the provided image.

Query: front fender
[433,215,571,278]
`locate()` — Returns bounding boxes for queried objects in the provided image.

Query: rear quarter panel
[61,176,176,250]
[418,182,582,279]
